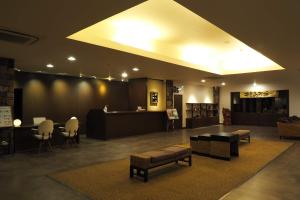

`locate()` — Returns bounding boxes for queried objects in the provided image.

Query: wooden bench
[232,130,251,143]
[130,145,192,182]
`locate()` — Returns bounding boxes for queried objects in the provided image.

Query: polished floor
[0,125,299,200]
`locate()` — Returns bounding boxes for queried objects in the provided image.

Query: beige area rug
[50,140,292,200]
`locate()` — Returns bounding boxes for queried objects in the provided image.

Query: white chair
[33,120,54,153]
[60,118,79,146]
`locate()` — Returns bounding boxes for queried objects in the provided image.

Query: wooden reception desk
[86,109,167,140]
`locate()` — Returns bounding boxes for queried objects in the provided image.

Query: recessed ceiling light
[107,75,113,81]
[79,73,83,78]
[121,72,128,78]
[121,79,124,82]
[46,64,54,68]
[92,76,97,79]
[14,68,21,72]
[68,56,76,61]
[221,82,226,86]
[253,82,257,86]
[201,79,206,83]
[132,67,139,71]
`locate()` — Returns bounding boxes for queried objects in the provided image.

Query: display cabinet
[186,103,219,128]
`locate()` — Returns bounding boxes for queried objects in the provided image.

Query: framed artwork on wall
[150,91,158,106]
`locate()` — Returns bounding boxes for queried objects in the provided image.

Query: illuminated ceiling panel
[67,0,284,75]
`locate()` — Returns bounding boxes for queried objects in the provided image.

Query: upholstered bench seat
[140,150,174,163]
[130,145,192,182]
[190,134,211,155]
[190,132,240,160]
[232,129,251,143]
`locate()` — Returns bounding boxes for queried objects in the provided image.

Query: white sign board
[0,106,13,128]
[166,109,179,120]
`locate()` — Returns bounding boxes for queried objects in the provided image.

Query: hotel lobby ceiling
[0,0,299,85]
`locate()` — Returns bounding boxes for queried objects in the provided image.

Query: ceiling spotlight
[107,76,112,81]
[14,68,21,72]
[92,76,97,79]
[79,73,83,78]
[121,79,124,82]
[221,82,226,86]
[201,79,206,83]
[132,67,139,72]
[121,72,128,78]
[46,64,54,68]
[253,81,257,86]
[68,56,76,61]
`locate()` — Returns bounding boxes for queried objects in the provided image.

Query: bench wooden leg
[143,169,148,182]
[130,166,134,178]
[188,155,192,166]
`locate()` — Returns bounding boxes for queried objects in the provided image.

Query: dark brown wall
[128,78,147,110]
[14,71,129,132]
[0,58,14,107]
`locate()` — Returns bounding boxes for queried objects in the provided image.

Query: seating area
[31,117,79,153]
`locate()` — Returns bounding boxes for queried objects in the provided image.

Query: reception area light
[67,0,284,75]
[46,64,54,68]
[67,56,76,61]
[121,72,128,78]
[107,76,113,81]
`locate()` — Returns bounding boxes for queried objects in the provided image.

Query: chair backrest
[65,118,79,137]
[33,117,46,126]
[38,120,54,140]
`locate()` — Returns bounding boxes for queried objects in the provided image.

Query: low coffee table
[210,132,239,160]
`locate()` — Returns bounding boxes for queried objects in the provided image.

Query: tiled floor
[0,125,299,200]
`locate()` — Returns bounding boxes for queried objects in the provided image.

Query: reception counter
[86,109,167,140]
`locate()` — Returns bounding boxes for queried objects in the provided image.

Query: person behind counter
[103,105,109,112]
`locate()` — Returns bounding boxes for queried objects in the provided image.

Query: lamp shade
[13,119,22,127]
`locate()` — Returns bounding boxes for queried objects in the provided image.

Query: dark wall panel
[128,78,147,110]
[14,72,129,133]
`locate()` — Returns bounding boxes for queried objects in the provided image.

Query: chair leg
[47,140,52,151]
[130,166,134,178]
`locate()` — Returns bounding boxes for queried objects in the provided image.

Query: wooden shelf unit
[186,103,219,128]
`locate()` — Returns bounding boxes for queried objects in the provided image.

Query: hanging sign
[240,91,278,98]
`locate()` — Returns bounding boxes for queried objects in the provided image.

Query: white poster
[0,106,13,128]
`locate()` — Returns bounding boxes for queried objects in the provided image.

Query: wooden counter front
[86,109,167,140]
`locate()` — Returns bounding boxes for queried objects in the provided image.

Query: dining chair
[60,118,79,146]
[33,120,54,153]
